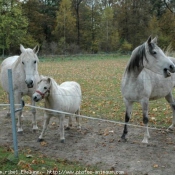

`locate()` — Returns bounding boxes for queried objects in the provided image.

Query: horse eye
[44,87,47,90]
[34,60,36,64]
[153,51,157,54]
[22,61,24,64]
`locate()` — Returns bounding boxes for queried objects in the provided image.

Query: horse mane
[125,43,148,74]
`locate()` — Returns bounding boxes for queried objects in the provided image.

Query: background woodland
[0,0,175,56]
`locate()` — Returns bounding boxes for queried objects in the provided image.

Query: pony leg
[59,114,65,143]
[38,113,50,142]
[121,99,133,141]
[165,92,175,131]
[31,99,38,131]
[65,115,72,130]
[141,99,150,144]
[69,116,72,127]
[76,108,81,129]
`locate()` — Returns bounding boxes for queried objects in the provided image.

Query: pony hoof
[77,126,81,130]
[32,126,38,132]
[60,139,65,143]
[37,138,44,142]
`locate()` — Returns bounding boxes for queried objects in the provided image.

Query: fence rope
[0,103,170,131]
[25,104,168,131]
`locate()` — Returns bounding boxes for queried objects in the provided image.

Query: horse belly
[150,81,173,100]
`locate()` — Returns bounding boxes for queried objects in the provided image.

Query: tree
[72,0,83,46]
[100,6,114,52]
[0,0,29,56]
[53,0,76,53]
[114,0,151,49]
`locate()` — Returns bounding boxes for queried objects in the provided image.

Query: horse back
[1,56,19,68]
[60,81,82,96]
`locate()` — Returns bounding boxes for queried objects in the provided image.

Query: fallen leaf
[26,154,33,158]
[153,164,159,168]
[40,141,47,146]
[153,108,157,112]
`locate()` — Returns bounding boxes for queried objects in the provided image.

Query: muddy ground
[0,110,175,175]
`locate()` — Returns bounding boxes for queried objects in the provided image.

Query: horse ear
[33,45,40,54]
[151,37,158,44]
[20,44,25,53]
[47,77,51,85]
[147,36,152,45]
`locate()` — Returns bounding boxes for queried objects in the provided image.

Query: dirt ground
[0,110,175,175]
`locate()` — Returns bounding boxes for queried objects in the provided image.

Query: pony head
[20,44,39,88]
[33,76,51,102]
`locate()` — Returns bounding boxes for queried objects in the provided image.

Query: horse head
[144,36,175,77]
[20,44,39,88]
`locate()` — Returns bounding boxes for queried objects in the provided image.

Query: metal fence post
[8,69,18,158]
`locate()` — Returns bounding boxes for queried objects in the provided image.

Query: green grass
[0,146,98,174]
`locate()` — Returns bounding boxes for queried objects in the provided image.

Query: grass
[0,54,174,128]
[0,146,98,174]
[37,55,175,128]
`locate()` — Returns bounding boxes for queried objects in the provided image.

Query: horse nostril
[170,64,174,70]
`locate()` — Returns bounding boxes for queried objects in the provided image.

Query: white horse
[0,44,40,132]
[121,36,175,143]
[32,76,82,143]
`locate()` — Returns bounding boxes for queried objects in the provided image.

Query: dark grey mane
[126,43,148,73]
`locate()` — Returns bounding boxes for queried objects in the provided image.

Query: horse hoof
[7,113,11,117]
[37,138,44,142]
[60,139,65,143]
[167,127,173,132]
[65,127,70,130]
[142,138,148,144]
[17,129,23,133]
[121,135,127,142]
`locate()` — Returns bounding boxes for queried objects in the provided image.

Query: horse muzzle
[33,94,41,102]
[163,63,175,77]
[25,80,34,88]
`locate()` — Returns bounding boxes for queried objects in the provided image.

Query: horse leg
[165,92,175,131]
[14,92,23,132]
[75,107,81,129]
[141,99,150,144]
[38,113,50,142]
[7,93,11,117]
[59,114,65,143]
[121,99,133,141]
[31,99,38,131]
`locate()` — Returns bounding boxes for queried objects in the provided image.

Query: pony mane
[126,43,148,74]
